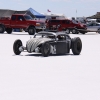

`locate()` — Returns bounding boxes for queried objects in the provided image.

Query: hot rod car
[13,31,82,57]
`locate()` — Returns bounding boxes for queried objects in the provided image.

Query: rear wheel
[72,28,78,34]
[13,39,23,55]
[71,37,82,55]
[65,29,70,34]
[28,27,36,35]
[41,42,50,57]
[0,25,5,33]
[6,28,12,34]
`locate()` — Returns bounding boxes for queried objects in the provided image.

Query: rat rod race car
[13,31,82,57]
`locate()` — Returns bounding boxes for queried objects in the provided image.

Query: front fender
[26,38,52,53]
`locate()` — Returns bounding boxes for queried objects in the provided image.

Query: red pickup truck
[0,14,46,35]
[46,19,86,34]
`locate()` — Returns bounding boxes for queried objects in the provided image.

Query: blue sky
[0,0,100,17]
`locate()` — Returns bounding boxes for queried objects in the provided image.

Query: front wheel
[13,39,23,55]
[81,32,86,34]
[98,28,100,34]
[71,37,82,55]
[28,27,36,35]
[6,28,12,34]
[79,30,86,34]
[41,42,50,57]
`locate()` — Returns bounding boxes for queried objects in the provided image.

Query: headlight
[36,23,41,26]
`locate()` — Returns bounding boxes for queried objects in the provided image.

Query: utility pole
[76,10,77,19]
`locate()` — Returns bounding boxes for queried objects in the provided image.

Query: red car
[46,19,86,34]
[0,14,46,35]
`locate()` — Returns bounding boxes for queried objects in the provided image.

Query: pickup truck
[0,14,46,35]
[46,19,86,34]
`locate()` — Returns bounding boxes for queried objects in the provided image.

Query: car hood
[26,38,53,53]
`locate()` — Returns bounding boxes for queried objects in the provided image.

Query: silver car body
[86,22,100,32]
[13,31,82,56]
[26,31,71,54]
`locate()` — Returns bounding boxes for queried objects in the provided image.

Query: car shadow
[25,53,42,57]
[11,33,29,35]
[12,54,24,56]
[25,53,79,57]
[74,33,99,35]
[2,32,29,35]
[84,33,99,35]
[12,53,81,57]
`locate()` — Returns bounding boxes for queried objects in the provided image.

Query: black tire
[28,27,36,35]
[81,32,86,34]
[13,39,22,55]
[6,28,12,34]
[72,28,78,34]
[98,28,100,34]
[79,31,86,34]
[0,25,5,33]
[65,29,70,34]
[41,42,50,57]
[71,37,82,55]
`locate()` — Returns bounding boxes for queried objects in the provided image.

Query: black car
[13,31,82,57]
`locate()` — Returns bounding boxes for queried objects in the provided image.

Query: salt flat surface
[0,32,100,100]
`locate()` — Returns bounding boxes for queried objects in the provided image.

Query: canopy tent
[0,8,45,19]
[27,8,45,18]
[87,12,100,19]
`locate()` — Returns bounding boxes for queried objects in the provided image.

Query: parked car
[13,31,82,57]
[86,22,100,33]
[46,19,86,34]
[0,14,46,35]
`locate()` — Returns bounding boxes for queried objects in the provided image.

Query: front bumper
[35,26,46,30]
